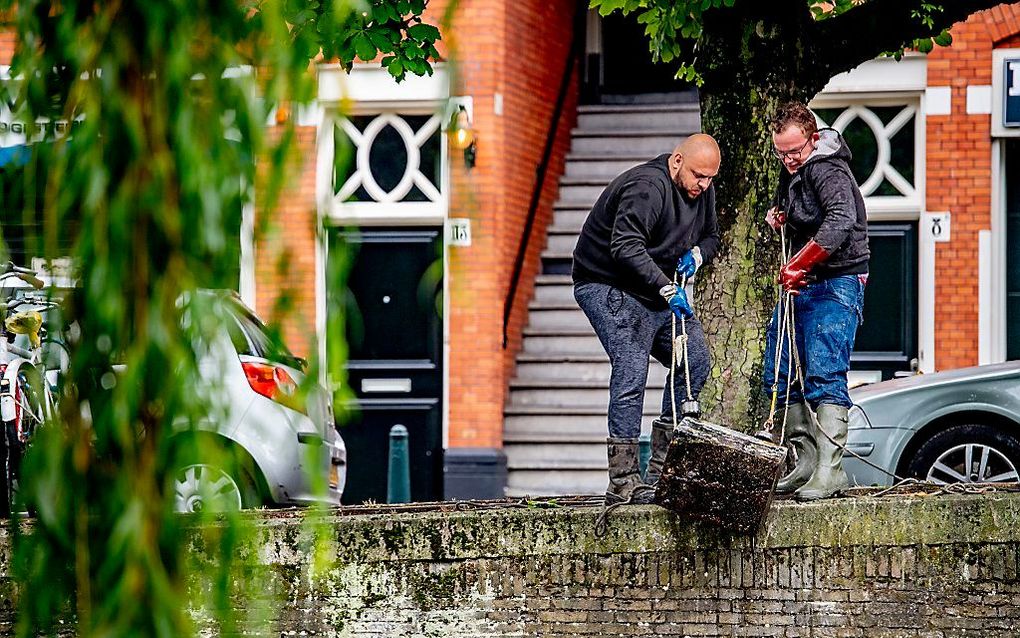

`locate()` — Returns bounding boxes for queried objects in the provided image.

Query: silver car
[20,290,347,513]
[173,293,347,512]
[846,362,1020,487]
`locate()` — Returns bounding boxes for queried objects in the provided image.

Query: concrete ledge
[248,492,1020,565]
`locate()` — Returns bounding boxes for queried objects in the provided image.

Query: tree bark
[693,3,838,428]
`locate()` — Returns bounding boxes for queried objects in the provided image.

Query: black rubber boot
[795,404,850,501]
[775,402,817,494]
[642,419,674,487]
[605,438,656,505]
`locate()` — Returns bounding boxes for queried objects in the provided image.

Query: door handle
[361,378,412,393]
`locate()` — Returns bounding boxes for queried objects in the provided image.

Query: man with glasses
[763,102,870,501]
[572,133,721,505]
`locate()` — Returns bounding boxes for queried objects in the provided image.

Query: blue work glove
[676,250,698,280]
[667,288,694,320]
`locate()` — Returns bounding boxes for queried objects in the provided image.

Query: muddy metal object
[655,418,788,535]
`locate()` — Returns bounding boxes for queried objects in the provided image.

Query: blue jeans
[762,274,865,409]
[574,282,711,439]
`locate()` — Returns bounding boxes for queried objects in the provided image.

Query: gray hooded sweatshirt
[774,128,870,280]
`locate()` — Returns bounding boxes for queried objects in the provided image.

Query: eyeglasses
[771,137,812,161]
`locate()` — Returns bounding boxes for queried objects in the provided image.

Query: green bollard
[387,424,411,504]
[639,432,651,479]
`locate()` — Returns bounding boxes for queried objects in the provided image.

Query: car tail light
[242,361,307,414]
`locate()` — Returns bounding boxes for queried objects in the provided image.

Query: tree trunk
[693,4,832,429]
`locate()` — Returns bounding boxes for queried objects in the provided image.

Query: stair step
[513,361,669,384]
[504,412,659,438]
[502,431,605,444]
[505,442,607,470]
[532,276,575,304]
[576,105,700,132]
[551,208,590,229]
[505,469,605,497]
[539,251,574,264]
[524,306,586,331]
[520,327,606,356]
[564,156,647,179]
[545,230,579,254]
[570,130,687,156]
[507,385,664,411]
[522,333,602,356]
[556,183,607,206]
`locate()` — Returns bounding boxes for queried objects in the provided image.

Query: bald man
[572,133,721,505]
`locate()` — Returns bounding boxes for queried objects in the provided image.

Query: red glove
[779,240,829,291]
[765,207,786,230]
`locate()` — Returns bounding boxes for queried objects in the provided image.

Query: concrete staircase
[503,102,702,497]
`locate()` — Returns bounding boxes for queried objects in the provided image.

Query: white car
[12,290,348,513]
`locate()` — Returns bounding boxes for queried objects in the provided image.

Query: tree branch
[815,0,1005,76]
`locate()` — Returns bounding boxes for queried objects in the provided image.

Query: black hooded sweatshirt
[774,128,870,280]
[571,154,721,308]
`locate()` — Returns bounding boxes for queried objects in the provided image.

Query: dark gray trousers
[574,282,711,439]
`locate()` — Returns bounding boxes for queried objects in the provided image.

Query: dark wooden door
[852,222,918,380]
[328,227,443,504]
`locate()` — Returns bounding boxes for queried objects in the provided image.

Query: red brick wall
[254,124,319,358]
[927,4,1020,370]
[440,0,578,448]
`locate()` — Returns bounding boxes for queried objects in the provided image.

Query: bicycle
[0,263,58,514]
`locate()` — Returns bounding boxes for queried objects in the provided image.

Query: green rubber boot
[605,438,656,505]
[775,402,816,494]
[795,404,850,501]
[642,418,675,487]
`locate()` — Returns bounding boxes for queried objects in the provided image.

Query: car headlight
[848,404,871,429]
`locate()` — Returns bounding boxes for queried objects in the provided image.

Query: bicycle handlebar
[0,266,44,290]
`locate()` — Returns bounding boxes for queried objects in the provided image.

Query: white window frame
[809,93,925,220]
[321,108,449,224]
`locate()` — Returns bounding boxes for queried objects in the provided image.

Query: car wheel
[906,424,1020,485]
[173,463,252,513]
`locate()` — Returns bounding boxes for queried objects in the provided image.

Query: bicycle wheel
[5,363,50,513]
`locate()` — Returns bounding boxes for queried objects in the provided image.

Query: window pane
[841,117,877,187]
[889,114,915,188]
[368,123,408,193]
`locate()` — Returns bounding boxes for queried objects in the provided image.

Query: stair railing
[502,0,587,349]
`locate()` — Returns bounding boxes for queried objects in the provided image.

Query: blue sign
[1005,58,1020,127]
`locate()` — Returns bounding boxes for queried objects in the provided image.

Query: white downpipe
[979,229,993,365]
[918,217,936,373]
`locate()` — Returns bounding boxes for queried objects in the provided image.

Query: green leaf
[407,23,441,42]
[934,29,953,47]
[353,33,378,61]
[367,29,394,53]
[598,0,626,16]
[916,37,934,54]
[397,0,411,14]
[388,56,405,76]
[372,4,393,24]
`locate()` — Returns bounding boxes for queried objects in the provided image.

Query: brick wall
[927,5,1020,370]
[439,0,578,448]
[254,124,319,357]
[166,493,1020,635]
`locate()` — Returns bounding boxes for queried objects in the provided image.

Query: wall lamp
[446,101,477,169]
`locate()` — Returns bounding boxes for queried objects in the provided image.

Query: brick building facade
[2,3,1020,502]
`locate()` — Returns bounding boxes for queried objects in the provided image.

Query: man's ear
[811,132,820,142]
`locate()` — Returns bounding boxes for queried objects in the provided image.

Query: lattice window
[332,112,443,208]
[812,102,921,214]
